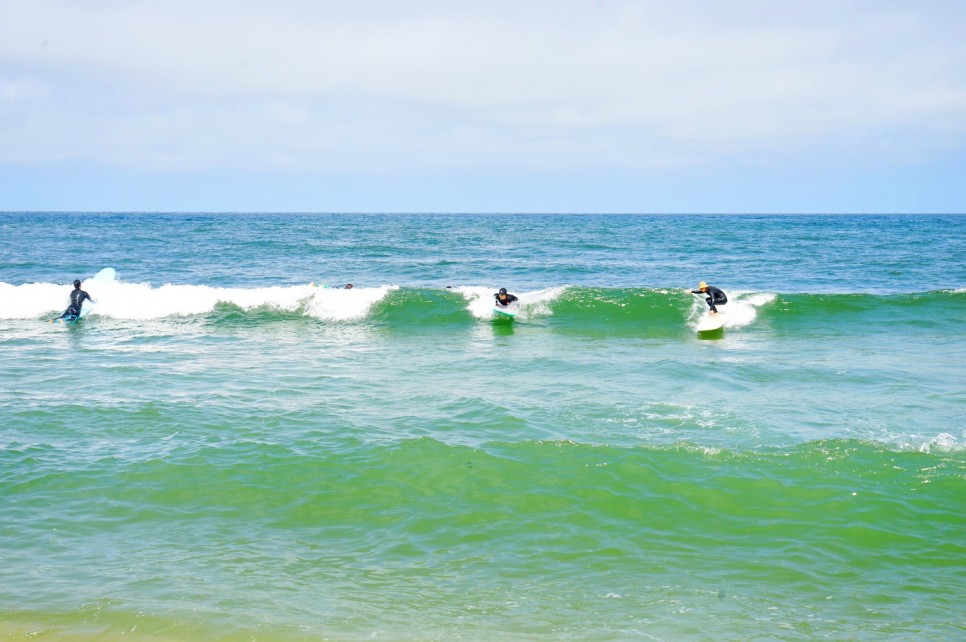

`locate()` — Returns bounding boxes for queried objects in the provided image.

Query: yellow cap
[698,281,707,289]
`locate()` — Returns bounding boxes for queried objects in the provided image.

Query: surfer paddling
[494,288,518,307]
[53,279,94,322]
[690,281,727,315]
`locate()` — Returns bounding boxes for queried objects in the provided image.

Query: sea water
[1,213,964,641]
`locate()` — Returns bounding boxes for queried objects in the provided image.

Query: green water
[4,437,963,640]
[2,213,965,640]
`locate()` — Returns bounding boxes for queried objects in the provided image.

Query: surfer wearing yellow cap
[690,281,727,315]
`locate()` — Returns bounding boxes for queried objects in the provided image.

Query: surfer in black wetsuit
[56,280,94,321]
[494,287,518,307]
[690,281,727,314]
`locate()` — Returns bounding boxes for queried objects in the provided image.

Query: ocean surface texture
[1,213,964,641]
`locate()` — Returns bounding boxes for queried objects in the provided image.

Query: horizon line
[3,210,965,216]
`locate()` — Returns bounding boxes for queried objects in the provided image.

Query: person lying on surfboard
[55,279,94,321]
[690,281,727,315]
[494,288,518,307]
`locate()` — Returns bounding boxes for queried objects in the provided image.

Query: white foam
[689,291,776,329]
[916,432,961,453]
[305,284,398,321]
[0,278,395,321]
[0,282,71,319]
[454,285,568,320]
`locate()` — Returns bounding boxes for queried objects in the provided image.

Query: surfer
[690,281,727,315]
[494,287,518,307]
[56,280,94,321]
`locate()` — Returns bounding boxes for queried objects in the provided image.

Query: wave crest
[2,272,959,332]
[0,274,396,321]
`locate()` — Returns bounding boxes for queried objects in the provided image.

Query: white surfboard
[89,267,117,283]
[82,268,117,318]
[493,306,517,319]
[696,313,724,332]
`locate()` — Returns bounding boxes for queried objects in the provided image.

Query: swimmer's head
[73,280,81,288]
[698,281,707,291]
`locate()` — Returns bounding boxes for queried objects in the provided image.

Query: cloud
[1,0,965,173]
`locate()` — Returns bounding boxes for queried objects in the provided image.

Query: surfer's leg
[59,306,78,320]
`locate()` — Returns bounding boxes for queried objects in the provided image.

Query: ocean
[1,212,964,641]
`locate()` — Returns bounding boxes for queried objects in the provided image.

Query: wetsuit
[691,286,727,313]
[494,293,518,307]
[61,287,93,319]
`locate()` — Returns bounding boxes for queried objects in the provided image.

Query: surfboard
[696,313,724,332]
[80,267,116,320]
[493,306,517,319]
[90,267,116,283]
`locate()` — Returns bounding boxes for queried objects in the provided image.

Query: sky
[1,0,965,213]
